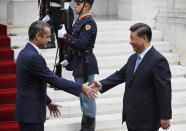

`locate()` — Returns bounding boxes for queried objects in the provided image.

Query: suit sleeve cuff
[47,95,52,105]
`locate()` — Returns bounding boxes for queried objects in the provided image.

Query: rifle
[38,0,48,20]
[54,1,73,78]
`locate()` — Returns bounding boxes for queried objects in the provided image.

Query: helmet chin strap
[72,2,86,28]
[78,2,86,17]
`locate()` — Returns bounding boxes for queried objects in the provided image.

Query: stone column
[156,4,186,65]
[118,0,132,20]
[0,0,11,24]
[174,0,186,10]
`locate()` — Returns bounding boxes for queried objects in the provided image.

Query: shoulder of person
[151,47,166,60]
[82,18,97,32]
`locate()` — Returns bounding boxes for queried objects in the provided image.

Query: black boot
[80,114,95,131]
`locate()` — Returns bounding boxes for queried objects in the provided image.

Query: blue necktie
[134,55,141,72]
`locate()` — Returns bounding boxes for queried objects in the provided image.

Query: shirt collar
[29,42,42,55]
[138,44,152,60]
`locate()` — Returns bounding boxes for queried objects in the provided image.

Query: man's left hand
[58,27,66,38]
[48,102,61,117]
[160,119,170,130]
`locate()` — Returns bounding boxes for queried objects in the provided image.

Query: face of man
[129,31,146,54]
[75,2,90,14]
[75,2,84,14]
[37,27,51,49]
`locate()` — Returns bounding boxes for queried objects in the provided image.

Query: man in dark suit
[15,20,97,131]
[91,23,172,131]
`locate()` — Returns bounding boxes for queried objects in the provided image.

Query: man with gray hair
[15,20,97,131]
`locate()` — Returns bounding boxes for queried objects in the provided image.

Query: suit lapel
[128,47,154,85]
[127,53,138,86]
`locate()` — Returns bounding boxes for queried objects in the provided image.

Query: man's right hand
[82,83,97,99]
[90,81,101,92]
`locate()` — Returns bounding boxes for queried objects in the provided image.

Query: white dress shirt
[138,44,152,63]
[29,42,42,56]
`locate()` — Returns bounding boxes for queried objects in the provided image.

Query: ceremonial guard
[58,0,99,130]
[39,0,74,76]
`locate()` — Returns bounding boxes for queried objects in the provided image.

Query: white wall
[0,0,11,24]
[7,0,39,25]
[91,0,167,20]
[117,0,167,20]
[91,0,118,17]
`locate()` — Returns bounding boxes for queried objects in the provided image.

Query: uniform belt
[49,2,62,7]
[73,50,93,56]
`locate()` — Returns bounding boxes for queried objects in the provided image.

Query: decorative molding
[157,10,186,25]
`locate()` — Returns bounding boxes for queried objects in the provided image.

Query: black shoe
[80,114,95,131]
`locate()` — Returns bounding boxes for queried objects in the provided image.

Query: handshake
[81,81,101,100]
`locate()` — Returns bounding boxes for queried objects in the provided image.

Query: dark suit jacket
[100,47,172,130]
[15,43,82,123]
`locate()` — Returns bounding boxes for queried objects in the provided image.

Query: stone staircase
[10,20,186,131]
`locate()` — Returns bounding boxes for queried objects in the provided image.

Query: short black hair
[28,21,50,41]
[130,23,152,42]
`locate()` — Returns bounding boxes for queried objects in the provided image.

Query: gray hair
[28,21,50,41]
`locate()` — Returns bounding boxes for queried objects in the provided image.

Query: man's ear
[85,3,90,10]
[35,32,40,40]
[143,35,148,41]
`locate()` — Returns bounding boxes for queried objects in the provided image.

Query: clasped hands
[47,81,101,118]
[82,81,101,100]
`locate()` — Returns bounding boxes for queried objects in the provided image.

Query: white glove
[60,59,69,67]
[42,15,50,22]
[58,26,66,38]
[64,2,70,9]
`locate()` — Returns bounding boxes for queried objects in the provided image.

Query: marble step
[43,61,185,78]
[95,41,172,54]
[47,77,186,103]
[96,30,163,42]
[46,92,186,119]
[96,20,156,31]
[7,20,155,36]
[9,28,163,49]
[13,46,177,67]
[7,25,28,36]
[96,64,186,78]
[96,53,179,67]
[42,41,171,57]
[13,41,172,59]
[41,51,179,66]
[42,52,180,70]
[45,110,186,131]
